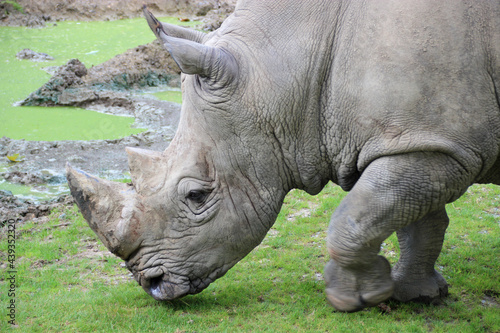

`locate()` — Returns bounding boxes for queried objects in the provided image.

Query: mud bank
[1,0,236,30]
[0,190,74,223]
[21,39,182,107]
[0,124,174,221]
[10,39,183,175]
[0,123,173,222]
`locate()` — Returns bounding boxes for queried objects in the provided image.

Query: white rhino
[66,1,500,312]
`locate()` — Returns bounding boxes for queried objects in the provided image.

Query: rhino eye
[186,190,208,204]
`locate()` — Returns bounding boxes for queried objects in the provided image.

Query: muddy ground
[1,0,237,29]
[0,0,236,222]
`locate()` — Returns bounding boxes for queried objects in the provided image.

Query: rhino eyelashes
[178,178,219,217]
[186,189,210,204]
[184,195,220,219]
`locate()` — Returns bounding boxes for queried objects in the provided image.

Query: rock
[58,88,97,105]
[0,191,74,223]
[1,171,45,185]
[21,58,87,106]
[0,190,14,197]
[195,2,214,16]
[16,48,54,61]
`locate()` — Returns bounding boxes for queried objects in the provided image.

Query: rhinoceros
[66,1,500,312]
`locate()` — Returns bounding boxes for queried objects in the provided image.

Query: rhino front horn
[66,163,141,259]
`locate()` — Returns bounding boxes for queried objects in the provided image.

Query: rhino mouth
[128,256,239,301]
[135,269,215,301]
[135,269,192,301]
[146,274,191,301]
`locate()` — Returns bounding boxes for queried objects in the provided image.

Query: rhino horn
[143,5,237,79]
[126,147,165,195]
[66,163,140,258]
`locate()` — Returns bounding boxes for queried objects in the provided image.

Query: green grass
[152,89,183,104]
[0,183,499,332]
[1,0,24,13]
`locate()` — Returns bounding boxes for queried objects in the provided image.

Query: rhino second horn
[126,147,165,195]
[66,163,139,258]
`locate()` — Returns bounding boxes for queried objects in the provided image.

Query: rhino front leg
[325,152,471,312]
[392,208,450,302]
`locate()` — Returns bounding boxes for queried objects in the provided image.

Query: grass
[0,183,499,332]
[1,1,24,14]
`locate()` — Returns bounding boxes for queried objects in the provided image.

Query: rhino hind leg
[325,152,472,312]
[391,208,450,303]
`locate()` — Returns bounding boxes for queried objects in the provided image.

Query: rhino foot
[392,269,448,303]
[391,208,450,303]
[324,256,394,312]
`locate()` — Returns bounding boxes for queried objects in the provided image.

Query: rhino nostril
[149,275,164,298]
[150,275,163,288]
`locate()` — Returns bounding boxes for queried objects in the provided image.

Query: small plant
[1,0,24,14]
[6,153,24,163]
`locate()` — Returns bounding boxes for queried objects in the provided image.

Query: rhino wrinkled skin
[66,0,500,312]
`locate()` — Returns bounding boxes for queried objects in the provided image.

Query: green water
[0,17,192,141]
[143,88,183,104]
[0,17,194,200]
[0,178,68,201]
[0,161,68,201]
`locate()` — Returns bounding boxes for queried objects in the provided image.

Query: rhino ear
[158,32,217,76]
[143,5,237,81]
[126,147,165,195]
[142,5,205,43]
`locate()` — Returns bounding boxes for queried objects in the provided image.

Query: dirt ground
[0,0,236,222]
[1,0,237,28]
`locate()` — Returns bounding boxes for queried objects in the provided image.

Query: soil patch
[1,0,237,31]
[21,40,182,108]
[0,190,74,223]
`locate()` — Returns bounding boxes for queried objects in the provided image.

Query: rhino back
[321,0,500,188]
[207,0,499,191]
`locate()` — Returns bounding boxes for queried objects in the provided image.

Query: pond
[0,17,190,200]
[0,17,189,140]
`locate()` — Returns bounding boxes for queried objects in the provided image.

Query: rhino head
[66,6,314,301]
[67,138,281,300]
